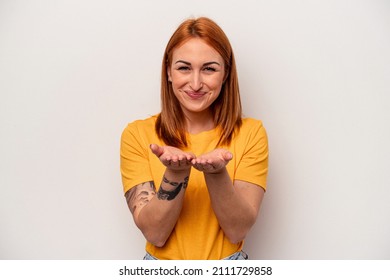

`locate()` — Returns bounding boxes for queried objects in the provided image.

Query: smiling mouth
[186,91,206,99]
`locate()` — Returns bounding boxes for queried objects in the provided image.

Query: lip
[185,91,206,99]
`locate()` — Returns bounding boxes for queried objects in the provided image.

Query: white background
[1,0,389,259]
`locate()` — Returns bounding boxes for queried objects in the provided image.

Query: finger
[171,154,182,163]
[194,165,204,172]
[161,158,171,166]
[194,158,207,166]
[169,159,179,167]
[223,151,233,161]
[191,161,201,170]
[165,156,173,165]
[202,163,216,173]
[179,156,189,166]
[187,152,196,161]
[150,144,164,157]
[193,160,211,171]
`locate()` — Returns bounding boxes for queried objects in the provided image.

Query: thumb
[150,144,164,157]
[223,151,233,161]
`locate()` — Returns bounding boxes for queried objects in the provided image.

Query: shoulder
[121,115,158,144]
[241,117,263,127]
[240,117,266,134]
[232,117,268,146]
[122,115,157,136]
[125,115,157,131]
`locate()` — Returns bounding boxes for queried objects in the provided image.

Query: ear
[167,66,172,82]
[222,66,229,83]
[223,72,228,84]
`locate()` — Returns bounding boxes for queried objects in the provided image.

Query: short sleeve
[234,120,269,191]
[120,123,153,194]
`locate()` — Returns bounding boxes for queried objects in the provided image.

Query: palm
[191,148,233,173]
[150,144,194,171]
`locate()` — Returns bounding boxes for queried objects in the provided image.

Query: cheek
[171,74,187,87]
[207,76,224,90]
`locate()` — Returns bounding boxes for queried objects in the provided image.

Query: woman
[120,17,268,260]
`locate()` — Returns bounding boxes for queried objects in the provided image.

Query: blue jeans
[143,251,248,260]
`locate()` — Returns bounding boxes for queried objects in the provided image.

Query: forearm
[204,168,259,244]
[137,169,190,247]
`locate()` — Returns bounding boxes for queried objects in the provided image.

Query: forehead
[172,38,223,63]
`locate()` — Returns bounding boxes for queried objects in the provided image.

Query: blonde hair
[156,17,242,148]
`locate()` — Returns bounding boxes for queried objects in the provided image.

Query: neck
[183,110,215,134]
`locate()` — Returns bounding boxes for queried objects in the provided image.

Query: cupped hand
[150,144,195,171]
[191,148,233,174]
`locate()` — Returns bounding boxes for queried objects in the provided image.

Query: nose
[189,72,203,91]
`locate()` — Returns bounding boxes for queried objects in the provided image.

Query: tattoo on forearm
[125,181,156,214]
[157,176,189,201]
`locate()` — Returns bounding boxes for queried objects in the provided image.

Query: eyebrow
[174,60,221,66]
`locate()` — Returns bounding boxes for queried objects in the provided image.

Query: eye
[177,66,191,72]
[203,66,216,72]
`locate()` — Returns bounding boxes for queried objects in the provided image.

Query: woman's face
[168,38,225,118]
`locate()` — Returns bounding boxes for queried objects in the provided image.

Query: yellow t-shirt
[120,115,268,259]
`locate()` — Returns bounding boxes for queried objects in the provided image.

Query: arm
[192,149,264,244]
[125,144,194,247]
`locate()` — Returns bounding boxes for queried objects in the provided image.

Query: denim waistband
[223,250,248,260]
[143,250,248,260]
